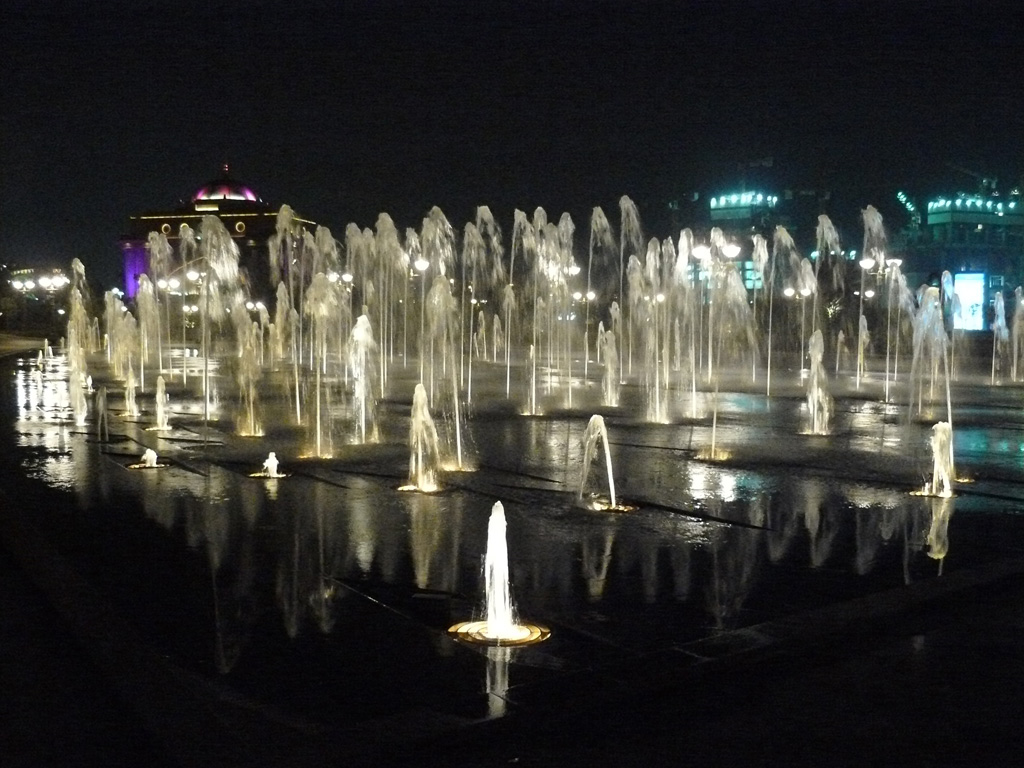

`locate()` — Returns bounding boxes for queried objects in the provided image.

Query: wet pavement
[3,332,1024,766]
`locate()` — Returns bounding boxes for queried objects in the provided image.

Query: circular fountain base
[447,620,551,646]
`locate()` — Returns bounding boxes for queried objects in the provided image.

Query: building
[1,265,72,332]
[119,165,315,302]
[903,187,1024,330]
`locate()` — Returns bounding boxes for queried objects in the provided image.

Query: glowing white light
[859,257,876,270]
[656,293,666,303]
[38,276,52,288]
[57,308,66,315]
[327,271,339,283]
[693,244,711,261]
[12,280,23,290]
[783,287,796,297]
[168,278,180,289]
[341,272,353,283]
[186,270,200,281]
[414,258,429,272]
[156,278,168,289]
[245,301,255,310]
[572,291,583,301]
[586,291,596,301]
[723,243,741,259]
[864,289,876,298]
[799,287,811,297]
[568,264,581,276]
[24,280,35,290]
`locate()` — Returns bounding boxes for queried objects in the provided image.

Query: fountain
[153,375,170,431]
[349,314,378,444]
[579,414,633,511]
[400,383,442,493]
[447,501,550,645]
[991,290,1008,384]
[124,363,139,418]
[95,386,109,442]
[128,448,167,469]
[36,186,1024,745]
[805,329,832,435]
[252,451,287,479]
[923,421,953,498]
[600,330,619,407]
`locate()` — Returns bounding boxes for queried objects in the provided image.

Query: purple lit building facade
[119,166,314,301]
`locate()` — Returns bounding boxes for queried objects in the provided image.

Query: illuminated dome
[192,164,260,203]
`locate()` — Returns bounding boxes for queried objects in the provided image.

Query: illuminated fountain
[400,384,441,493]
[152,375,170,431]
[805,329,832,435]
[251,451,288,479]
[124,364,139,419]
[578,414,633,511]
[448,501,550,646]
[349,314,378,444]
[923,421,953,498]
[128,448,167,469]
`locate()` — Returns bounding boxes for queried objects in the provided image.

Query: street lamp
[415,258,429,383]
[857,253,878,388]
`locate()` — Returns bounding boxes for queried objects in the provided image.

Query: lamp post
[857,253,877,388]
[415,257,429,384]
[694,244,711,380]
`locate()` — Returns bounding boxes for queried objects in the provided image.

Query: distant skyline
[3,0,1022,288]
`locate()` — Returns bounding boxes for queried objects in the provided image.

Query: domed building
[119,165,315,300]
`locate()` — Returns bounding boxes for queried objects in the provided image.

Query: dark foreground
[4,470,1023,767]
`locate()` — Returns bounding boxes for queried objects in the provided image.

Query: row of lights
[10,273,71,292]
[927,198,1018,213]
[710,192,779,209]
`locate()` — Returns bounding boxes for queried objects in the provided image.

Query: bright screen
[953,272,985,331]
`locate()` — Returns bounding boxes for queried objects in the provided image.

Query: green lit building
[903,189,1024,330]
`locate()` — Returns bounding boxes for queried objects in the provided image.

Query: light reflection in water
[4,356,983,672]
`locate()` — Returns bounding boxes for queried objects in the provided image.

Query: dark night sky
[2,0,1023,288]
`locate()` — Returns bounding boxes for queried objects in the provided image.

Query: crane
[945,162,998,197]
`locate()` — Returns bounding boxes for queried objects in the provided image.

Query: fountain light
[448,502,551,647]
[127,448,168,470]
